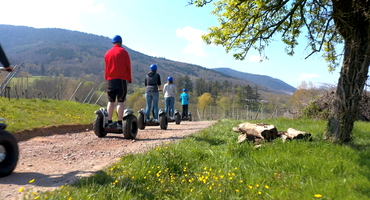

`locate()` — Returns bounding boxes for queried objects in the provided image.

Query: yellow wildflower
[258,191,262,194]
[19,187,24,193]
[314,194,323,198]
[29,179,35,183]
[235,189,239,192]
[34,196,39,200]
[248,185,253,189]
[265,185,269,189]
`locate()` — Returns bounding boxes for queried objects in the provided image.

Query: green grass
[24,118,370,200]
[0,98,101,132]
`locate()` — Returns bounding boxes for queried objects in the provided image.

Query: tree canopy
[191,0,370,142]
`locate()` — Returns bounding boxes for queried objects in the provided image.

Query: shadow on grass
[72,171,158,199]
[188,135,226,146]
[349,139,370,198]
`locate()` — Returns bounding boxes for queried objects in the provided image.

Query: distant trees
[197,93,214,114]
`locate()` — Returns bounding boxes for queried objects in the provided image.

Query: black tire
[159,114,168,130]
[0,129,19,178]
[93,114,107,138]
[175,113,181,125]
[123,115,138,139]
[137,112,146,130]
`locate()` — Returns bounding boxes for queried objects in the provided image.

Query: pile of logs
[233,122,312,145]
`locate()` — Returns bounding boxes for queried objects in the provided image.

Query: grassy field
[19,117,370,200]
[0,98,101,133]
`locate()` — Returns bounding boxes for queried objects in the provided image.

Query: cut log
[281,128,312,140]
[233,122,278,141]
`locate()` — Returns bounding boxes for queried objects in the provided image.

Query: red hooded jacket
[105,45,132,82]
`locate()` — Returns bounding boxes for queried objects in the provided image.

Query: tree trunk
[324,0,370,142]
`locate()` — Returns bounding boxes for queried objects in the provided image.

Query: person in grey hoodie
[145,64,162,123]
[163,76,176,120]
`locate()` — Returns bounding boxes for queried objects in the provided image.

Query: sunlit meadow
[22,118,370,199]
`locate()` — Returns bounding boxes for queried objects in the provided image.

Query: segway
[181,111,192,121]
[167,109,181,125]
[93,108,138,139]
[0,118,19,177]
[137,108,168,130]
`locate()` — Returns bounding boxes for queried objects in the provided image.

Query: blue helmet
[183,88,187,92]
[112,35,122,43]
[168,76,173,82]
[150,64,157,71]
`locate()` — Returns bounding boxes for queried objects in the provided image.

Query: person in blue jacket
[180,88,189,119]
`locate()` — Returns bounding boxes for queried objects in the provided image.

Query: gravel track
[0,121,216,200]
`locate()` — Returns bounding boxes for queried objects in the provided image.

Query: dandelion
[229,177,233,180]
[19,187,24,193]
[219,190,222,192]
[256,184,260,188]
[166,147,168,149]
[132,176,135,179]
[219,184,221,187]
[144,176,147,179]
[248,185,253,189]
[61,185,64,188]
[119,158,121,160]
[190,189,193,192]
[186,163,188,165]
[29,179,35,183]
[147,187,149,190]
[265,185,269,189]
[232,173,235,176]
[240,180,243,183]
[165,189,168,192]
[235,167,238,170]
[34,196,39,200]
[204,167,207,170]
[235,189,239,192]
[258,191,262,195]
[209,186,212,190]
[274,173,277,176]
[220,175,224,179]
[314,194,323,198]
[68,197,72,200]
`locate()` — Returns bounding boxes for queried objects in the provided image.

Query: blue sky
[0,0,342,88]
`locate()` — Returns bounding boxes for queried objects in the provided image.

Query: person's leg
[169,97,175,117]
[184,105,188,118]
[165,97,170,116]
[107,102,115,121]
[145,92,152,121]
[182,105,185,118]
[116,80,127,125]
[153,92,159,119]
[117,102,124,120]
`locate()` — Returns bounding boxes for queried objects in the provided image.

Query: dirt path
[0,121,216,200]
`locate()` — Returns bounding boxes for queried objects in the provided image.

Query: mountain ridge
[0,24,293,95]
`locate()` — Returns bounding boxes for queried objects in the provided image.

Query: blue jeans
[145,92,159,120]
[165,97,175,117]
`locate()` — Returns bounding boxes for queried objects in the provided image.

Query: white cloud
[176,26,207,57]
[298,73,321,80]
[249,55,264,62]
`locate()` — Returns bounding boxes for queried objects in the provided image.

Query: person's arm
[157,74,162,91]
[0,44,14,72]
[126,51,132,83]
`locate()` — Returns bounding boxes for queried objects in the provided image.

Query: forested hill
[213,68,296,94]
[0,24,289,94]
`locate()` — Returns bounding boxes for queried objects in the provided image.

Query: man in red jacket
[105,35,132,129]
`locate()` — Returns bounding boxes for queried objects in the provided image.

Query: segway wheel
[137,111,146,130]
[123,115,138,139]
[175,113,181,125]
[159,114,168,130]
[93,114,107,138]
[0,129,19,177]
